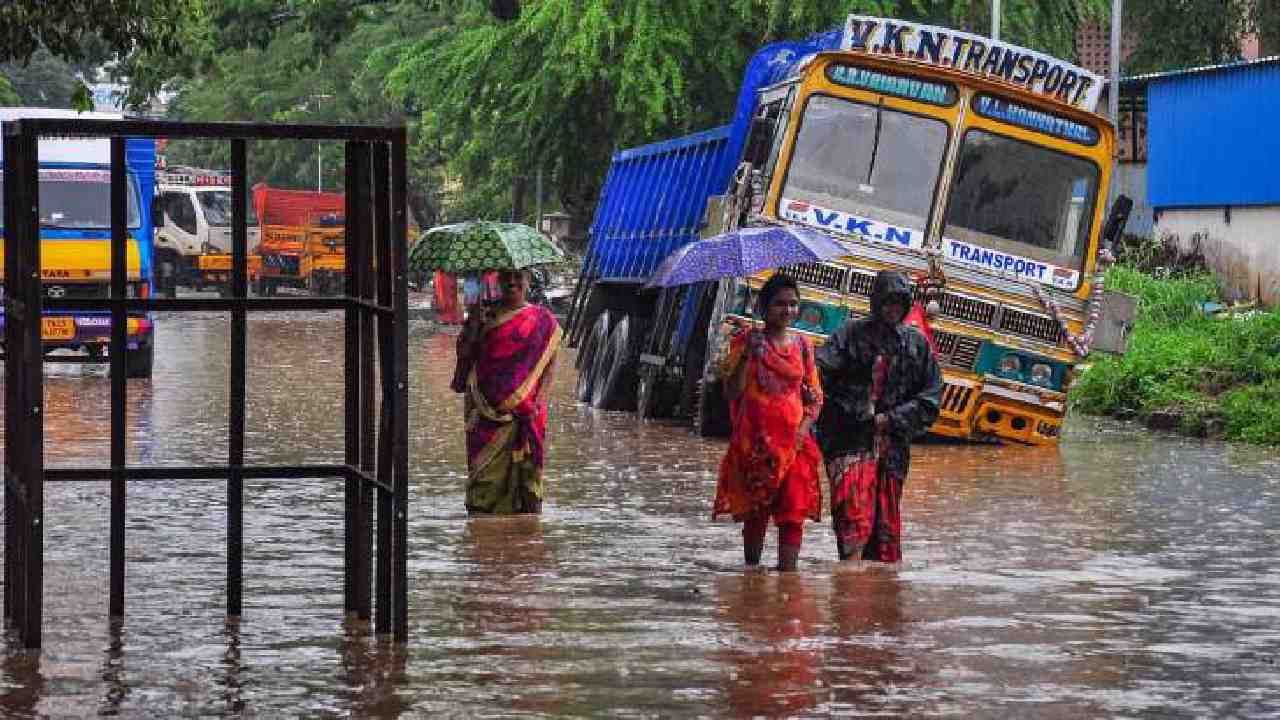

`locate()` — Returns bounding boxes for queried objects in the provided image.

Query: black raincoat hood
[869,270,913,323]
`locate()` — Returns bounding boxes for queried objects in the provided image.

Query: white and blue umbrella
[646,224,849,288]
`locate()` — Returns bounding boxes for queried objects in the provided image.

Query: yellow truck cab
[722,16,1128,444]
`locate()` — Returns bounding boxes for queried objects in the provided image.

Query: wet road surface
[2,309,1279,717]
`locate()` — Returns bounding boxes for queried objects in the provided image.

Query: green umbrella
[408,220,565,273]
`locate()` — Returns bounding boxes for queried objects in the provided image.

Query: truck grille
[43,283,107,300]
[949,335,982,371]
[848,270,875,297]
[935,330,958,356]
[941,383,974,414]
[1000,308,1063,344]
[938,291,997,326]
[786,262,846,293]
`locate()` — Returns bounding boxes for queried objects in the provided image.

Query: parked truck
[153,166,262,297]
[568,15,1135,444]
[252,185,345,296]
[0,108,158,377]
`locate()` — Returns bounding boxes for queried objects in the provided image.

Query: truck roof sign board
[841,16,1104,113]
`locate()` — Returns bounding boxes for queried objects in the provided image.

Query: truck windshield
[0,171,140,229]
[943,130,1098,273]
[198,190,231,226]
[782,95,948,233]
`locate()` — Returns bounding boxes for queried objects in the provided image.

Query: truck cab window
[167,193,198,235]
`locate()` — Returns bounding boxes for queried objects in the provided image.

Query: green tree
[0,75,20,106]
[1123,0,1280,73]
[389,0,1105,230]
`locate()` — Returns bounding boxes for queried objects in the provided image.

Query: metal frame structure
[3,119,410,649]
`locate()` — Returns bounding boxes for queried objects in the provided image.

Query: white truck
[152,167,260,297]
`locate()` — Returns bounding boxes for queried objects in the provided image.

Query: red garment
[903,301,937,355]
[434,271,463,324]
[713,329,823,526]
[828,355,904,562]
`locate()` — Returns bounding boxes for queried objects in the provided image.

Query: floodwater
[2,308,1279,718]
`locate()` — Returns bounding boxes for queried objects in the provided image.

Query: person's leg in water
[742,513,767,566]
[777,521,803,571]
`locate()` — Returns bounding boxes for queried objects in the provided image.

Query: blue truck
[1,109,158,377]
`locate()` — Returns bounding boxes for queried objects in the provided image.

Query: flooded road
[2,309,1279,717]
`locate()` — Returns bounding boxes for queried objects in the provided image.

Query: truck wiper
[866,98,885,186]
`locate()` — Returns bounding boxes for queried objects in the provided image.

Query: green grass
[1070,267,1280,443]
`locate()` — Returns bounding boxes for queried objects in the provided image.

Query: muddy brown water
[1,310,1278,717]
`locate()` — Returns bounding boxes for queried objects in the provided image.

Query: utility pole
[1110,0,1122,124]
[992,0,1001,41]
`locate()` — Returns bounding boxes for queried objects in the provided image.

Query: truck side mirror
[152,201,164,227]
[1101,194,1133,251]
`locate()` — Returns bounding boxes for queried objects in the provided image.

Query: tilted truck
[153,167,262,297]
[0,108,158,377]
[567,15,1135,444]
[252,185,345,296]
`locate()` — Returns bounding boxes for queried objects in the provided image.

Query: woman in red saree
[451,269,562,514]
[713,273,823,571]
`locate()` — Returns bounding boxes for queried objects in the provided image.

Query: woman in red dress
[713,273,824,571]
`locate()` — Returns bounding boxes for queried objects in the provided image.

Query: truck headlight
[1029,363,1054,386]
[998,354,1022,375]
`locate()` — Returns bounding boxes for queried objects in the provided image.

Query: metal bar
[44,462,362,479]
[343,141,361,617]
[18,126,44,648]
[391,130,410,642]
[109,137,128,619]
[355,141,375,622]
[45,297,386,313]
[3,130,18,625]
[227,139,248,618]
[372,141,393,635]
[7,118,401,142]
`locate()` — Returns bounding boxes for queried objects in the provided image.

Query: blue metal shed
[1143,57,1280,209]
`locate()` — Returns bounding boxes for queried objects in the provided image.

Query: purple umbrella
[646,224,850,288]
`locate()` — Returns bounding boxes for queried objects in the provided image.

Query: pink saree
[463,303,562,514]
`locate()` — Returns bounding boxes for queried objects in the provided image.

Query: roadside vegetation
[1071,261,1280,444]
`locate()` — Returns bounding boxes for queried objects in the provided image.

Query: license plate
[41,316,76,341]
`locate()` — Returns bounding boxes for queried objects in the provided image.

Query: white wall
[1113,163,1154,239]
[1156,205,1280,304]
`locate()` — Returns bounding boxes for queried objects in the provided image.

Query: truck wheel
[592,315,646,411]
[637,364,678,419]
[695,377,731,438]
[125,341,155,379]
[575,311,611,403]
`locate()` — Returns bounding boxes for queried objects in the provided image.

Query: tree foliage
[1124,0,1280,74]
[390,0,1104,228]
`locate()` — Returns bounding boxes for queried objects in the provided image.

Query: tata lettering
[827,65,956,106]
[781,198,925,251]
[943,238,1080,290]
[973,95,1099,145]
[841,15,1104,112]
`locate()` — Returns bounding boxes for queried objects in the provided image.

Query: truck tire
[636,363,678,419]
[126,340,155,379]
[695,377,732,438]
[575,310,611,403]
[592,315,647,411]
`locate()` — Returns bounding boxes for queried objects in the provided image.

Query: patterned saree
[464,303,562,514]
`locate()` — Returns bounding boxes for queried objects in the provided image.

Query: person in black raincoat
[815,270,942,563]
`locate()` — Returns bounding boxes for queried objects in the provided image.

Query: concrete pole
[1110,0,1122,124]
[992,0,1001,41]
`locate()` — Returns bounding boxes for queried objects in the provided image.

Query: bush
[1071,266,1280,444]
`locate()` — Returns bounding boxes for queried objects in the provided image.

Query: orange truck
[252,185,346,296]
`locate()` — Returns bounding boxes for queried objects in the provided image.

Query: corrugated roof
[1119,54,1280,87]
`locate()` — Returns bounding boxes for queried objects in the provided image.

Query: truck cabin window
[1,172,140,229]
[943,130,1098,278]
[197,190,234,227]
[782,95,947,233]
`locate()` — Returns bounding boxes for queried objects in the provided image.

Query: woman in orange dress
[713,273,824,571]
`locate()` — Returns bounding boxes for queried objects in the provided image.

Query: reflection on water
[1,311,1278,717]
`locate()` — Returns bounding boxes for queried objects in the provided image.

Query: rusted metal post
[227,138,248,617]
[3,131,18,628]
[343,141,362,617]
[356,142,376,622]
[109,137,129,619]
[391,130,410,642]
[373,141,393,635]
